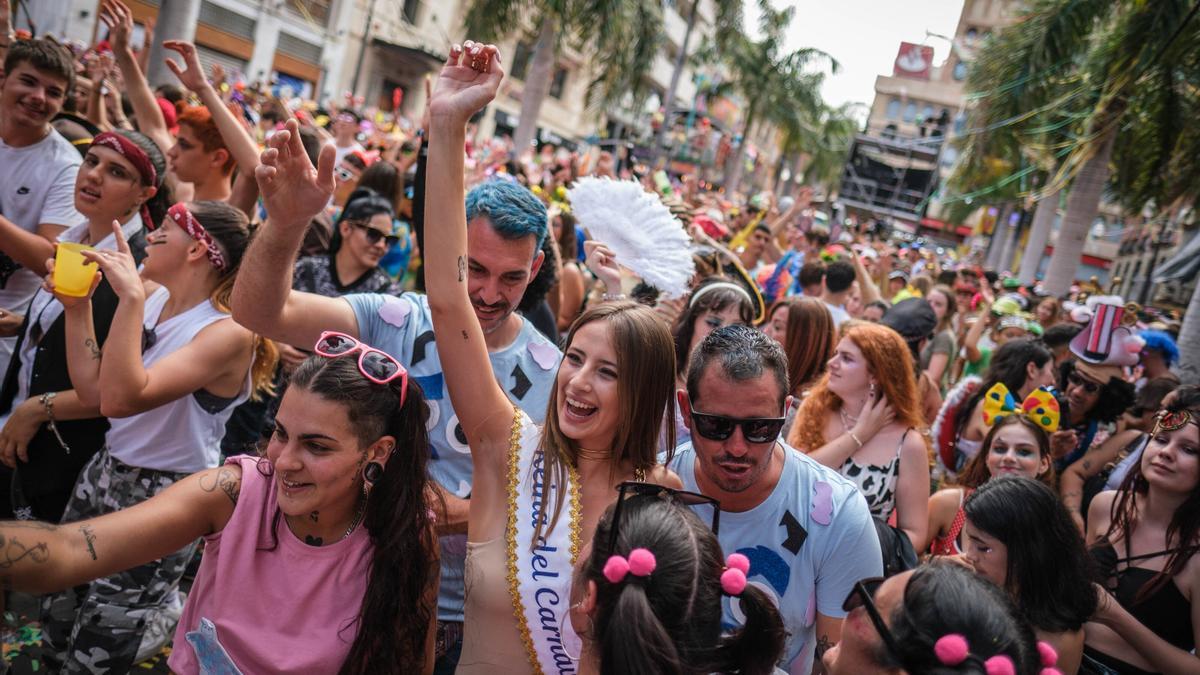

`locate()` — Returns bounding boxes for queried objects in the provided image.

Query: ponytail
[599,583,682,675]
[711,585,788,675]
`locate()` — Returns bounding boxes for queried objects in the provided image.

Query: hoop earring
[559,603,585,662]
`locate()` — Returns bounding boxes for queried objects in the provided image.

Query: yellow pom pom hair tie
[981,383,1060,433]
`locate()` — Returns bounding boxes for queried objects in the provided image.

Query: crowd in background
[0,8,1196,675]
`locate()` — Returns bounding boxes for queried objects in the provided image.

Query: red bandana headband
[91,132,159,230]
[168,203,227,271]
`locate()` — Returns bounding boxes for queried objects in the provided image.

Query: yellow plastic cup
[53,243,98,297]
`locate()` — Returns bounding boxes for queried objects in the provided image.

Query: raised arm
[233,119,358,347]
[101,0,172,155]
[424,42,516,458]
[163,40,261,217]
[804,394,895,468]
[0,463,240,594]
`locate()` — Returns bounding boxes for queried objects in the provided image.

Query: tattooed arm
[812,613,842,674]
[0,464,241,594]
[60,300,103,407]
[1061,429,1142,531]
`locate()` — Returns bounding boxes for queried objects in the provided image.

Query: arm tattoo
[84,338,101,360]
[457,255,467,282]
[0,533,50,568]
[79,524,98,561]
[815,634,833,659]
[309,511,319,523]
[198,468,240,506]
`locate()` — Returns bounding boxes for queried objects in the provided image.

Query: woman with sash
[423,41,681,672]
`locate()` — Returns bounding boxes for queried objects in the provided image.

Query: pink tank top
[168,455,372,674]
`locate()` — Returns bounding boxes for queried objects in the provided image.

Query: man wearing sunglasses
[232,120,561,674]
[669,325,881,674]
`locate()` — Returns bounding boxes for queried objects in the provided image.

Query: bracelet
[601,292,627,302]
[847,431,864,449]
[40,392,72,454]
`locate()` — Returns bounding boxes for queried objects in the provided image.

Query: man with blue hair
[231,123,560,673]
[1138,329,1180,386]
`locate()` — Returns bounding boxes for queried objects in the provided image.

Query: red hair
[788,323,930,462]
[177,105,234,173]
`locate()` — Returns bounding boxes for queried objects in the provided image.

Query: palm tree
[695,1,836,195]
[464,0,664,153]
[650,1,742,166]
[951,0,1200,295]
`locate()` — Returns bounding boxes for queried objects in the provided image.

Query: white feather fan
[566,177,695,298]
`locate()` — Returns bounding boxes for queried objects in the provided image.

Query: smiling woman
[420,40,683,673]
[0,344,440,674]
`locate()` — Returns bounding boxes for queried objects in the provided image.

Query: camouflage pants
[40,449,198,674]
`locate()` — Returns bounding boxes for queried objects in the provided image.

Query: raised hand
[99,0,134,55]
[42,258,101,309]
[584,240,622,295]
[162,40,210,92]
[255,118,336,228]
[429,40,503,125]
[79,220,144,302]
[852,391,896,442]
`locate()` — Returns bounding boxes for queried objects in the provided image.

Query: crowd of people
[0,8,1196,674]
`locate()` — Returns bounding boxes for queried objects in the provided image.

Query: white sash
[506,409,582,674]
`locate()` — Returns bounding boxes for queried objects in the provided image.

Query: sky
[743,0,965,112]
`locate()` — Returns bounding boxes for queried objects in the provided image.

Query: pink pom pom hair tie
[603,548,656,584]
[984,655,1016,675]
[1036,641,1058,668]
[721,553,750,596]
[933,634,970,666]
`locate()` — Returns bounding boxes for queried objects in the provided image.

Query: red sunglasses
[313,331,409,405]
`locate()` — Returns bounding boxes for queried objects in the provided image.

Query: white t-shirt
[332,140,364,167]
[824,301,850,328]
[0,129,83,373]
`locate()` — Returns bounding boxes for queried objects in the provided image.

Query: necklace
[341,499,366,541]
[838,406,859,430]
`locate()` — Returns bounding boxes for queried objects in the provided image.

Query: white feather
[567,177,695,298]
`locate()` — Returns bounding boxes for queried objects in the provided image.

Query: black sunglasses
[690,410,786,444]
[607,481,720,556]
[350,221,400,247]
[843,577,902,660]
[1068,371,1101,394]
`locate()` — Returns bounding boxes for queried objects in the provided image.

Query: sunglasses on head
[313,331,409,403]
[1068,371,1101,394]
[843,577,902,660]
[349,221,400,246]
[607,481,720,556]
[689,409,786,444]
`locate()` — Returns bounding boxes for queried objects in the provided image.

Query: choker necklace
[576,447,609,462]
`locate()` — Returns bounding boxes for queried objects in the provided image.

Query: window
[402,0,419,23]
[510,42,534,80]
[965,28,979,45]
[921,105,934,122]
[549,67,568,99]
[886,98,901,120]
[954,111,967,135]
[953,61,968,81]
[903,102,917,122]
[883,123,898,139]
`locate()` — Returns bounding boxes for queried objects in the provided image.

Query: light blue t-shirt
[347,292,561,622]
[670,441,882,675]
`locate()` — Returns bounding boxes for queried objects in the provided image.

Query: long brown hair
[788,323,929,460]
[188,200,279,400]
[782,296,835,396]
[535,302,677,544]
[929,284,957,334]
[1104,386,1200,602]
[957,415,1055,490]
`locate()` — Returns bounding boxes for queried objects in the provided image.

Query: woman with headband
[568,485,786,674]
[421,41,681,672]
[672,278,757,389]
[35,201,276,670]
[0,337,438,674]
[1083,387,1200,674]
[0,129,168,523]
[789,322,931,548]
